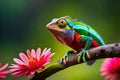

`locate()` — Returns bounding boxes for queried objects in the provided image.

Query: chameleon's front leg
[78,35,92,63]
[61,50,74,64]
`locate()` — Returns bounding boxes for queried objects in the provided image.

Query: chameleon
[46,16,105,65]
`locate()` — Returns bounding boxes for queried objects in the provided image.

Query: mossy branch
[30,43,120,80]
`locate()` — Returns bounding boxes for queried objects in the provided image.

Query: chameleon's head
[46,16,75,44]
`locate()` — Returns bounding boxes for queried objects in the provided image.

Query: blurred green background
[0,0,120,80]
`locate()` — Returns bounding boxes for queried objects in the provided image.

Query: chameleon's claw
[86,51,90,59]
[83,51,86,62]
[77,49,90,63]
[61,50,74,64]
[61,57,66,64]
[61,55,67,64]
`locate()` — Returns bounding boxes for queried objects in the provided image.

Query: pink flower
[100,58,120,80]
[10,48,55,78]
[0,63,10,78]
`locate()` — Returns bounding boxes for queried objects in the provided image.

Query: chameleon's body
[46,16,105,65]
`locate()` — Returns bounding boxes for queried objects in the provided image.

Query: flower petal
[25,72,32,77]
[31,49,36,58]
[0,74,6,78]
[36,48,41,61]
[11,71,25,78]
[105,74,112,80]
[101,71,109,76]
[44,48,51,56]
[110,74,117,80]
[27,50,31,57]
[30,70,35,75]
[41,48,47,56]
[19,53,29,65]
[0,63,8,71]
[13,58,25,65]
[9,64,21,69]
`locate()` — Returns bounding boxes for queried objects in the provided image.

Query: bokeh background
[0,0,120,80]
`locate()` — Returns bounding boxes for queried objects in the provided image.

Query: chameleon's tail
[87,60,95,65]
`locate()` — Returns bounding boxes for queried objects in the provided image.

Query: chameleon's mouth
[46,23,63,33]
[46,18,58,28]
[46,24,55,30]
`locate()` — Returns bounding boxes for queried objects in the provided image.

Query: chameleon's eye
[57,19,67,28]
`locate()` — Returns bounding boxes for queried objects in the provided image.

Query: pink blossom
[10,48,55,78]
[0,63,10,78]
[100,58,120,80]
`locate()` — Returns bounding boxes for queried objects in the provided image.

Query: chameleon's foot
[77,49,90,63]
[61,50,74,64]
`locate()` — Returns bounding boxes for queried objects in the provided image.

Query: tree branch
[30,43,120,80]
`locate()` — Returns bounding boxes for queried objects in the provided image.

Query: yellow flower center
[28,55,38,70]
[28,55,35,62]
